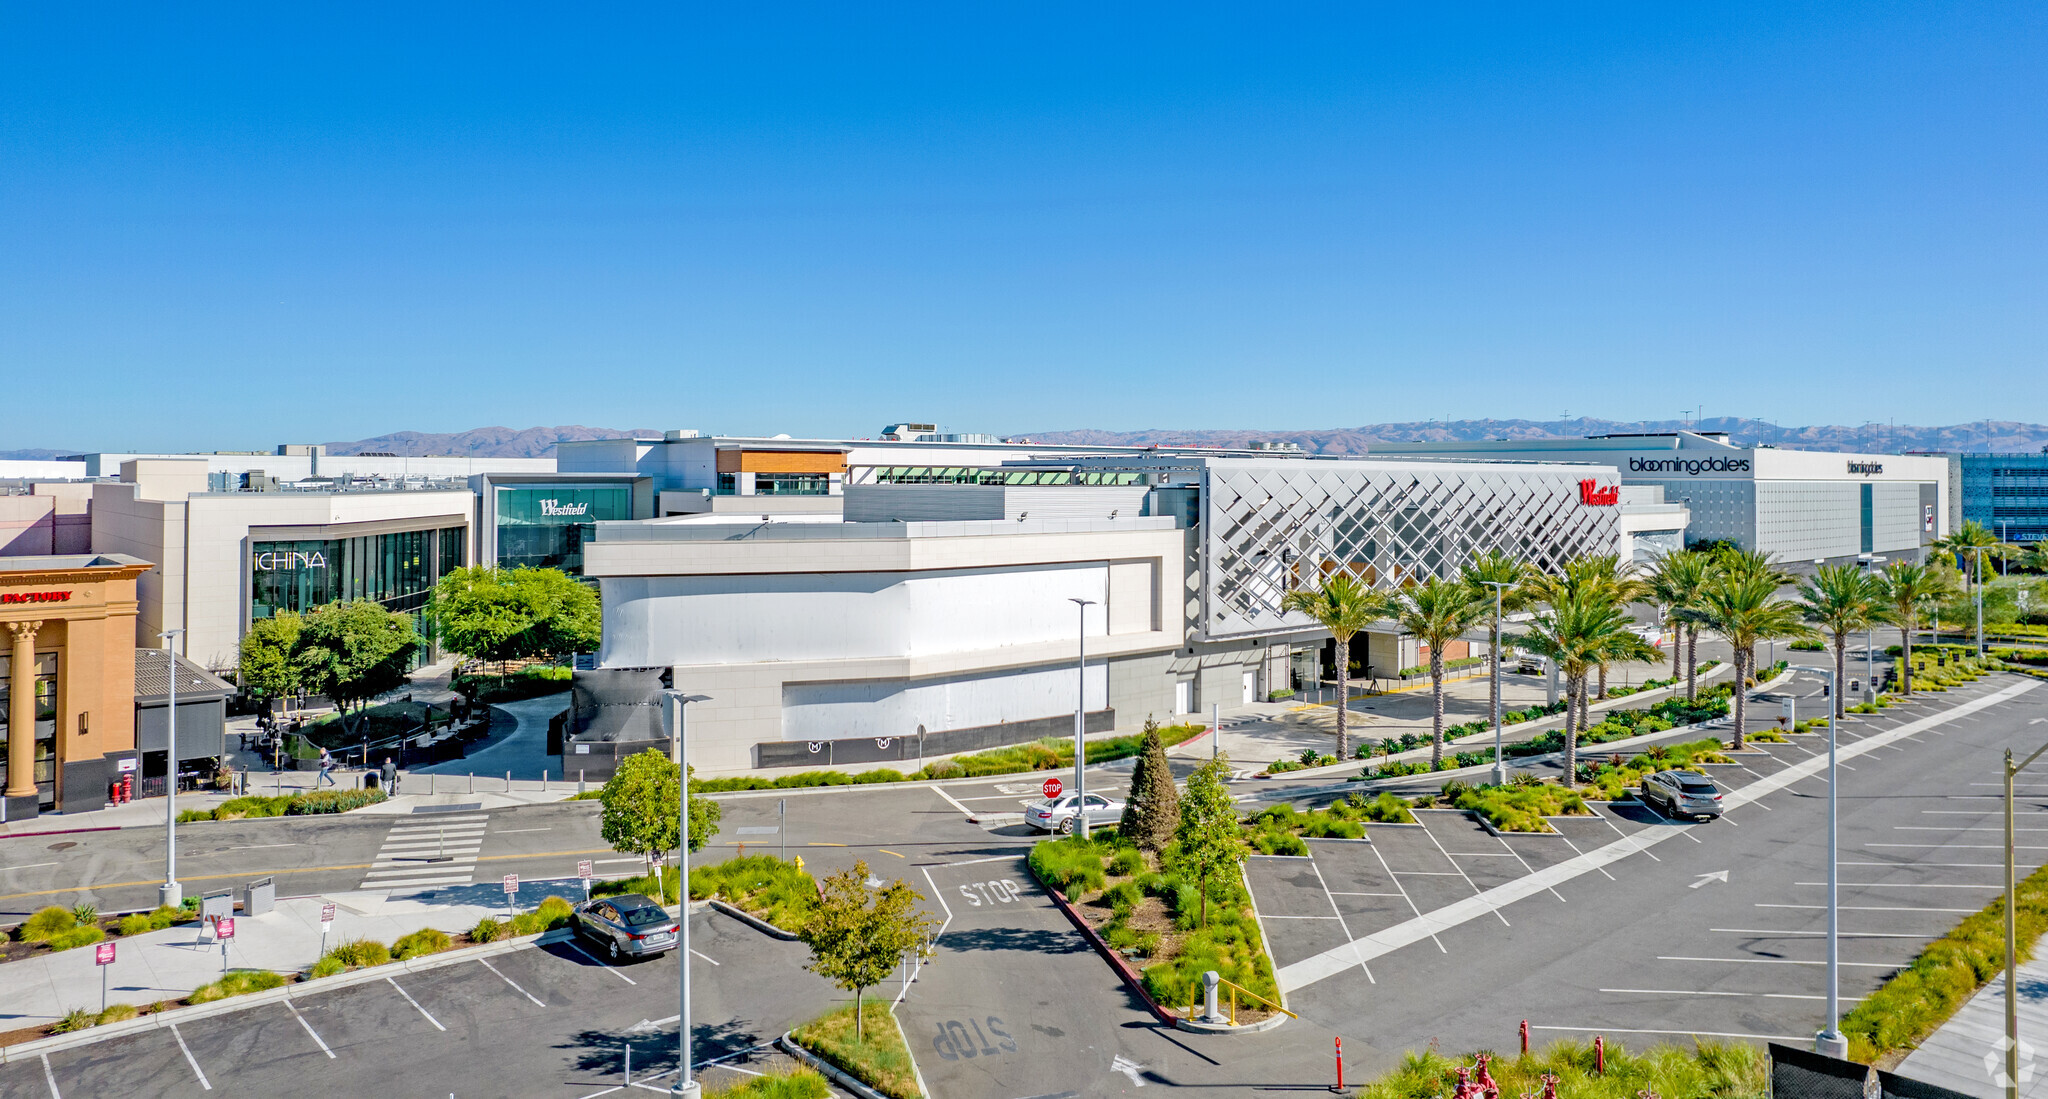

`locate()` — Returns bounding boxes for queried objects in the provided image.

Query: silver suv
[1641,769,1723,820]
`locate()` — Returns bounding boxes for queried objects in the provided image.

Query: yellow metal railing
[1184,977,1298,1026]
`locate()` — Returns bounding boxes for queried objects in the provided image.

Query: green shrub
[688,855,818,932]
[1028,836,1108,896]
[595,870,682,906]
[1252,831,1309,856]
[1103,880,1144,914]
[791,1001,922,1099]
[285,788,389,814]
[18,905,76,942]
[53,1008,96,1033]
[96,1003,138,1025]
[1300,813,1366,839]
[117,913,154,937]
[392,927,452,959]
[326,938,391,968]
[188,969,287,1004]
[1454,785,1589,832]
[309,956,346,979]
[707,1067,833,1099]
[148,905,185,930]
[1109,847,1145,877]
[509,895,576,936]
[1357,792,1417,824]
[470,917,509,943]
[47,924,106,951]
[70,903,97,925]
[1359,1040,1767,1099]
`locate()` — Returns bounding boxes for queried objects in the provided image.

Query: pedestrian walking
[316,748,337,788]
[381,756,398,795]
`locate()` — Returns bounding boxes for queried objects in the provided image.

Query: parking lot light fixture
[1794,664,1845,1057]
[1480,581,1510,785]
[662,688,711,1099]
[1069,598,1096,839]
[159,628,184,910]
[2003,741,2048,1099]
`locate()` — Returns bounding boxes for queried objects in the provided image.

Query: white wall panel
[780,662,1107,740]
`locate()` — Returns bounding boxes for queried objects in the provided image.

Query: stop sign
[1041,777,1063,799]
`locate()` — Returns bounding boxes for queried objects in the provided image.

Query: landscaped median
[176,787,388,822]
[691,722,1208,793]
[1358,1038,1769,1099]
[3,899,199,966]
[784,1002,923,1099]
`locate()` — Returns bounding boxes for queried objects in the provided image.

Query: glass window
[494,487,632,574]
[753,473,828,496]
[0,652,58,797]
[252,526,465,635]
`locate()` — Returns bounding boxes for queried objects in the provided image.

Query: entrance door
[1173,680,1192,715]
[1242,670,1257,704]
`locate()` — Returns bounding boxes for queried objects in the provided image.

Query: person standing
[316,748,337,788]
[381,756,398,795]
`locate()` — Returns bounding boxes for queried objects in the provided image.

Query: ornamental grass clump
[188,969,288,1004]
[1360,1040,1767,1099]
[688,854,819,932]
[1027,835,1107,895]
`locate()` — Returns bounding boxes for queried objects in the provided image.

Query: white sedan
[1025,792,1126,833]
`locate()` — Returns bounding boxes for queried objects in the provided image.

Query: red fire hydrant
[1520,1020,1529,1054]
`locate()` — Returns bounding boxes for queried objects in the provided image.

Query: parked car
[1640,769,1723,820]
[1025,792,1126,834]
[1516,653,1547,675]
[572,893,679,960]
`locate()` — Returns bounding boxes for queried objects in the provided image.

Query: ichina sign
[252,550,327,571]
[0,591,71,604]
[1577,479,1620,506]
[538,499,590,517]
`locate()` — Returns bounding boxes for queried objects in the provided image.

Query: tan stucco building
[1,554,153,819]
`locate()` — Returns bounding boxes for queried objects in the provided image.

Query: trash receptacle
[365,771,380,790]
[245,876,275,917]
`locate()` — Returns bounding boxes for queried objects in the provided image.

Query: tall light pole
[1069,598,1096,839]
[2004,740,2048,1099]
[159,629,184,909]
[663,689,711,1099]
[1797,664,1845,1057]
[1973,547,1988,659]
[1480,581,1510,785]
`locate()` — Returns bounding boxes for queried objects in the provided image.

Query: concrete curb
[0,926,573,1063]
[1034,876,1178,1027]
[1176,1011,1290,1034]
[778,1033,898,1099]
[709,898,799,940]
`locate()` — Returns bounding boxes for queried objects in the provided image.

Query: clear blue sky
[4,3,2043,451]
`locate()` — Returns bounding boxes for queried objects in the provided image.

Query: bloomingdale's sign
[1627,456,1752,475]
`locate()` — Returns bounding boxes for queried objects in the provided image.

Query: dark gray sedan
[572,894,679,960]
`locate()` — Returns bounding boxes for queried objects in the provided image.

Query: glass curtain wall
[250,525,466,635]
[0,652,58,804]
[494,486,632,574]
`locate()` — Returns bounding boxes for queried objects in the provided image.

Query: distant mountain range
[6,418,2044,461]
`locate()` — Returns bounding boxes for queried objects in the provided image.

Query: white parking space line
[479,957,546,1006]
[1868,843,2048,850]
[938,854,1018,868]
[1328,891,1409,897]
[1391,870,1466,876]
[1842,860,2003,868]
[284,1000,336,1058]
[40,1052,60,1099]
[1601,988,1865,1001]
[691,948,719,965]
[170,1023,212,1090]
[1306,855,1372,983]
[1794,881,2003,889]
[1416,820,1509,927]
[2,861,59,872]
[1264,914,1345,919]
[493,827,553,834]
[1658,955,1898,968]
[930,785,975,818]
[1367,840,1445,954]
[1895,826,2048,832]
[564,940,639,984]
[386,976,448,1030]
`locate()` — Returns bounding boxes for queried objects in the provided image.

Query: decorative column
[6,620,41,800]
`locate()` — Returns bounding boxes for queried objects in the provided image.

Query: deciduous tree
[799,861,939,1042]
[429,565,603,676]
[293,601,419,735]
[236,612,303,713]
[1171,759,1244,928]
[597,750,722,901]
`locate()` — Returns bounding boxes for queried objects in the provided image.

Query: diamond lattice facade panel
[1201,460,1621,640]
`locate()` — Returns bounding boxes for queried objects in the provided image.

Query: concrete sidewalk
[1898,963,2048,1099]
[0,887,575,1031]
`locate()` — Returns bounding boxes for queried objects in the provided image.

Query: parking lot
[0,908,835,1098]
[1241,674,2046,1070]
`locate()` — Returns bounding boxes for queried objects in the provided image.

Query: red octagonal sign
[1041,777,1063,799]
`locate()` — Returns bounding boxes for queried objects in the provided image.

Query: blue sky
[3,3,2043,451]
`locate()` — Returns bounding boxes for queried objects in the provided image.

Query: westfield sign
[1578,479,1620,506]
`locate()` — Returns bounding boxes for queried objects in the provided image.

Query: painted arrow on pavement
[1689,871,1730,889]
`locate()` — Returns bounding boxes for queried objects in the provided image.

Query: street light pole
[160,629,184,909]
[663,689,710,1099]
[1974,547,1987,659]
[2004,740,2048,1099]
[1796,664,1845,1057]
[1069,598,1096,839]
[1481,581,1509,785]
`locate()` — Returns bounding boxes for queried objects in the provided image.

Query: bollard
[624,1041,630,1084]
[1334,1037,1344,1092]
[506,770,511,792]
[542,769,547,792]
[578,768,586,794]
[469,772,474,793]
[1520,1019,1529,1054]
[1200,970,1225,1024]
[1595,1035,1604,1075]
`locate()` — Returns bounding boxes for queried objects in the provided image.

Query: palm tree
[1695,572,1811,749]
[1460,549,1536,742]
[1396,576,1488,768]
[1934,520,2015,648]
[1876,561,1958,695]
[1795,565,1891,720]
[1644,550,1714,696]
[1281,573,1396,761]
[1527,555,1651,702]
[1517,590,1642,781]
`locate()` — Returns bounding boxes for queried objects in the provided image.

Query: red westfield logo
[1578,480,1619,506]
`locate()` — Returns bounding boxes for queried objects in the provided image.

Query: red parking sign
[95,942,116,966]
[216,918,235,940]
[320,903,336,925]
[503,873,519,894]
[577,860,593,881]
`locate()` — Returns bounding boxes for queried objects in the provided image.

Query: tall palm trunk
[1428,650,1447,769]
[1832,632,1848,720]
[1670,625,1683,680]
[1333,636,1351,760]
[1900,621,1915,695]
[1561,671,1581,781]
[1730,647,1749,750]
[1597,662,1608,700]
[1685,626,1700,700]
